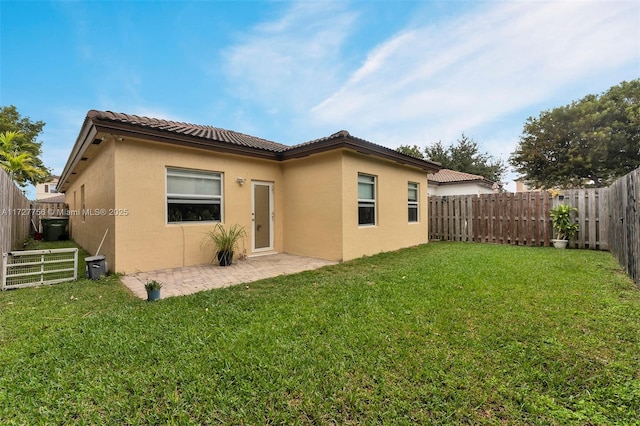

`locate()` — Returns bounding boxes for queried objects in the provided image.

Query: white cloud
[221,2,359,112]
[311,0,640,150]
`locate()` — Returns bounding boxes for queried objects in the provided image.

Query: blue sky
[2,0,639,195]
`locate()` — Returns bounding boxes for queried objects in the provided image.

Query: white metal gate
[2,248,78,290]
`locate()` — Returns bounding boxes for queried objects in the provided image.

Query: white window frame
[358,173,376,226]
[166,168,223,224]
[408,182,419,223]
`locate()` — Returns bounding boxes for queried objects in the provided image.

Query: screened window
[358,174,376,226]
[408,182,419,222]
[167,168,222,223]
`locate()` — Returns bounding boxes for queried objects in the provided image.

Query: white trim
[165,167,223,224]
[358,173,377,226]
[408,181,419,223]
[251,181,274,253]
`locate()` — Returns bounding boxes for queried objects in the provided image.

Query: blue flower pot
[147,289,161,301]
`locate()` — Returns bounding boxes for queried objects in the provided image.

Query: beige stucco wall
[65,139,116,269]
[66,137,431,273]
[341,151,428,261]
[282,150,344,260]
[282,149,428,262]
[110,138,284,274]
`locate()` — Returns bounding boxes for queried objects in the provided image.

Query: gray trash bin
[85,255,106,280]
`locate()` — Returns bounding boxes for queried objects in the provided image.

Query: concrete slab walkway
[120,253,338,299]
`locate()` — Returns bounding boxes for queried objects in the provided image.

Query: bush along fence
[429,167,640,285]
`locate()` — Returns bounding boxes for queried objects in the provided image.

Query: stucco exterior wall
[65,135,432,273]
[65,139,116,269]
[342,151,428,261]
[282,151,344,260]
[111,138,283,274]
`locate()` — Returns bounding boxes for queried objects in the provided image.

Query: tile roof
[36,193,65,203]
[87,110,289,152]
[59,110,442,192]
[428,169,493,184]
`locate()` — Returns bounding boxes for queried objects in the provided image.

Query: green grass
[1,242,639,424]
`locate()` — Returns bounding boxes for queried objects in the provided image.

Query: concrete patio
[120,253,338,299]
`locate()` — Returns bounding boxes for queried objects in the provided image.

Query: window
[408,182,419,222]
[81,185,85,222]
[167,168,222,223]
[50,185,57,193]
[358,173,376,225]
[44,184,49,193]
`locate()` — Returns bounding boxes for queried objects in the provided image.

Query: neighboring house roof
[36,193,65,203]
[59,110,441,192]
[428,169,495,189]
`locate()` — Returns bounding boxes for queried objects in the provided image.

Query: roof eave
[90,118,282,160]
[58,116,283,192]
[283,135,441,173]
[58,117,97,193]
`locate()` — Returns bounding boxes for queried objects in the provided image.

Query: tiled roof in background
[428,169,492,184]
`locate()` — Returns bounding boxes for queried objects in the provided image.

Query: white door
[252,181,274,252]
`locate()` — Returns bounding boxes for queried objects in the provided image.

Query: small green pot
[147,289,161,301]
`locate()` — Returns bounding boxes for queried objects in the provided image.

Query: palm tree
[0,131,48,186]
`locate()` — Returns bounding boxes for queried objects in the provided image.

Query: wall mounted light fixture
[236,177,246,186]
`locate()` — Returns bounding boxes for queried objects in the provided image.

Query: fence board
[0,169,31,285]
[607,168,640,285]
[429,189,608,250]
[30,201,68,233]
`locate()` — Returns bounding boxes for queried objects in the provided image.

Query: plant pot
[217,251,234,266]
[147,289,161,301]
[552,239,568,249]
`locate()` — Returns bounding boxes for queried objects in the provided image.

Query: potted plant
[203,223,247,266]
[145,280,163,301]
[549,204,579,249]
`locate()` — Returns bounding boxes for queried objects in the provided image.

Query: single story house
[428,169,498,196]
[58,110,441,274]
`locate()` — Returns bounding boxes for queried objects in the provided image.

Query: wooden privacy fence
[0,169,30,257]
[429,188,609,250]
[30,201,69,233]
[607,168,640,285]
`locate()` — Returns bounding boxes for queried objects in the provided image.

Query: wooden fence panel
[30,201,68,233]
[0,169,30,254]
[608,168,640,285]
[429,189,606,249]
[0,169,31,285]
[558,189,608,250]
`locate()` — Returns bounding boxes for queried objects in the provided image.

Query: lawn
[1,241,639,424]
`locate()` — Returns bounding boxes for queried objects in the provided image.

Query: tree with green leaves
[398,134,507,182]
[0,131,48,186]
[510,79,640,189]
[0,106,49,186]
[396,144,424,159]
